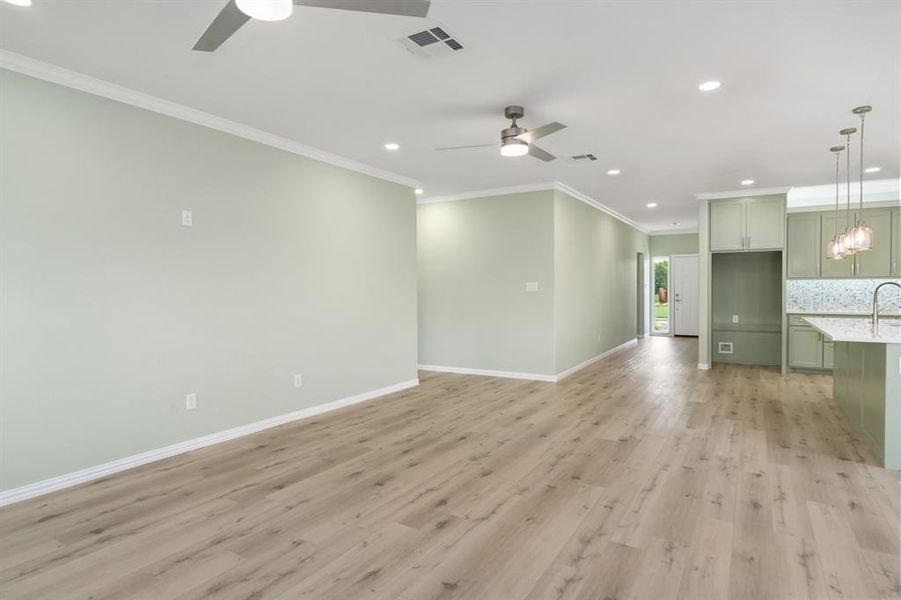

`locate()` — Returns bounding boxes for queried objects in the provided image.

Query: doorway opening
[652,257,670,334]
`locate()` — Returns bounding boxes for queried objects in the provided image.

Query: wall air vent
[401,25,464,58]
[572,154,598,161]
[718,341,734,355]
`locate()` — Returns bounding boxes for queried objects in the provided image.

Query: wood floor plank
[0,336,896,599]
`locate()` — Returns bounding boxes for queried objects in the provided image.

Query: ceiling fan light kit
[236,0,293,21]
[500,138,529,157]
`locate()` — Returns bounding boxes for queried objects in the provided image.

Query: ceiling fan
[194,0,431,52]
[435,106,567,162]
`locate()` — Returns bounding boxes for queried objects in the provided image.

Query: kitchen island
[804,317,901,470]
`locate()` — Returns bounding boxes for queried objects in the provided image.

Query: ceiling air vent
[401,25,464,58]
[572,154,598,161]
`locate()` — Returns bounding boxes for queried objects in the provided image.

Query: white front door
[671,254,699,336]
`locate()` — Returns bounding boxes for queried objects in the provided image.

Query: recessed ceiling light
[607,169,621,176]
[740,179,755,186]
[384,143,400,151]
[698,80,722,92]
[646,203,658,208]
[236,0,292,21]
[414,188,423,195]
[864,166,881,173]
[2,0,32,5]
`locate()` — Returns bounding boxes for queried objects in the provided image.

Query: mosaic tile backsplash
[786,278,901,314]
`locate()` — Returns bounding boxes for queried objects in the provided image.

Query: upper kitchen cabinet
[746,196,785,249]
[854,208,893,277]
[786,213,820,277]
[709,198,745,251]
[710,195,784,252]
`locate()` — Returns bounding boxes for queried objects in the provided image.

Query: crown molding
[648,227,700,235]
[694,186,791,201]
[787,199,900,214]
[417,182,555,204]
[552,182,649,234]
[418,181,650,234]
[0,50,419,189]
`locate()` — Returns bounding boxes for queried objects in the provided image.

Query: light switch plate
[182,210,193,227]
[294,374,303,388]
[185,393,197,410]
[732,314,739,324]
[525,281,539,292]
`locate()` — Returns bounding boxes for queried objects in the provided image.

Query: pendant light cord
[845,131,852,228]
[858,112,865,218]
[834,150,841,237]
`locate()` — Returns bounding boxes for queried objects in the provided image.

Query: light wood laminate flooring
[0,337,898,599]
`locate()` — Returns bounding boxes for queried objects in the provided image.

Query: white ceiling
[1,0,898,232]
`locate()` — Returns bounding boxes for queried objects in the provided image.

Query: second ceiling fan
[436,106,567,162]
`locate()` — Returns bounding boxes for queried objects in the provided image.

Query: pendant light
[849,105,874,252]
[826,145,845,260]
[837,127,857,256]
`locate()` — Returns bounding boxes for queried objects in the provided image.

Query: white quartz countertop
[788,310,901,317]
[802,317,901,344]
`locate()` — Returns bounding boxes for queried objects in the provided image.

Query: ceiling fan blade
[192,0,251,52]
[515,122,566,144]
[434,143,496,151]
[294,0,430,18]
[528,144,556,162]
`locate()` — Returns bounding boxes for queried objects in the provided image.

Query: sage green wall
[649,233,699,256]
[417,192,556,375]
[0,70,418,490]
[554,191,649,373]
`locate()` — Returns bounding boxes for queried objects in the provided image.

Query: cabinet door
[893,208,900,276]
[854,209,893,277]
[820,213,854,277]
[746,196,784,249]
[710,198,745,252]
[786,213,820,277]
[822,341,834,369]
[788,327,823,369]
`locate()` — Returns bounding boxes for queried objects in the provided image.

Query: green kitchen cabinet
[786,213,821,277]
[710,195,784,252]
[893,208,900,276]
[854,209,893,277]
[710,198,746,251]
[788,326,823,369]
[747,196,785,249]
[823,341,834,369]
[820,213,855,277]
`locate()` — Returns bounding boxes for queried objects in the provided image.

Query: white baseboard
[0,378,419,508]
[697,363,711,370]
[417,364,556,382]
[555,338,638,381]
[419,338,639,384]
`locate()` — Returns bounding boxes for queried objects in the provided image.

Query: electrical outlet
[182,210,193,227]
[732,314,739,324]
[185,392,197,410]
[597,333,601,344]
[294,374,303,388]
